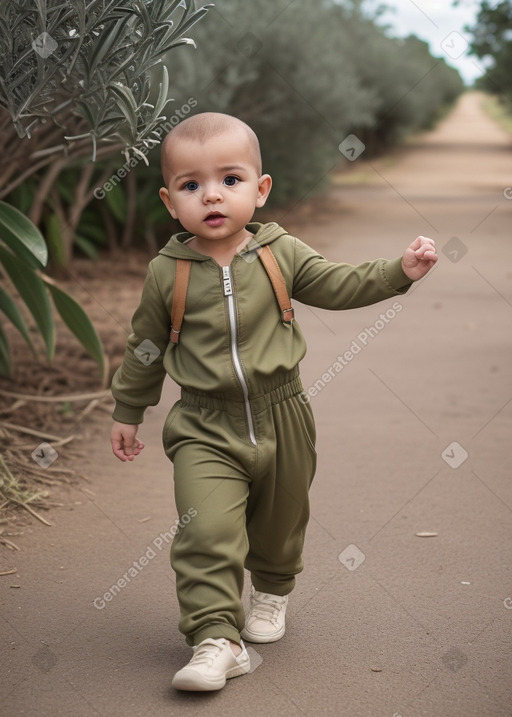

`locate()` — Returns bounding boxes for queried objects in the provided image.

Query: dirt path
[2,92,511,717]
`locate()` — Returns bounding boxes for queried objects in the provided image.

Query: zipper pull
[222,266,232,296]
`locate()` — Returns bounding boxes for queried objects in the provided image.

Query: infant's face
[160,130,270,245]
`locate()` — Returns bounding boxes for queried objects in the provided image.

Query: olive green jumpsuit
[111,222,412,646]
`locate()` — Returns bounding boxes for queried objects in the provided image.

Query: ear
[256,174,272,208]
[159,187,178,219]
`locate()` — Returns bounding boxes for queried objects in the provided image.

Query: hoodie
[111,222,412,424]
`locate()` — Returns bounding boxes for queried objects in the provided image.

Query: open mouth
[204,212,226,227]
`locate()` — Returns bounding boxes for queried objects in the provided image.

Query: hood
[158,222,289,261]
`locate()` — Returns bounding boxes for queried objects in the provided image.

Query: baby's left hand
[402,236,438,281]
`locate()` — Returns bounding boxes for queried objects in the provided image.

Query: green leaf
[6,181,36,214]
[76,219,107,245]
[105,182,127,223]
[74,235,99,260]
[172,6,213,42]
[43,280,104,375]
[153,64,171,119]
[131,0,152,35]
[0,322,10,376]
[158,37,196,55]
[0,283,35,351]
[0,245,55,359]
[75,101,98,131]
[110,83,139,139]
[105,52,141,86]
[155,0,189,22]
[111,82,139,113]
[0,201,48,269]
[45,213,67,267]
[88,17,129,75]
[55,173,76,204]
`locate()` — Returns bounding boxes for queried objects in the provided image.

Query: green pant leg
[245,395,317,595]
[165,404,252,647]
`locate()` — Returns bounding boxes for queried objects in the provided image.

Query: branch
[99,200,119,252]
[0,140,126,198]
[28,157,69,225]
[0,155,58,199]
[0,162,19,192]
[0,388,110,402]
[49,184,73,266]
[121,168,137,248]
[4,495,52,526]
[69,162,95,229]
[0,421,64,441]
[85,163,114,205]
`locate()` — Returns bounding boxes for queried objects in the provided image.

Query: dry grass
[0,251,147,533]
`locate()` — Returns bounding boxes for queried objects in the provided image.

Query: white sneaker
[172,638,250,691]
[241,586,289,643]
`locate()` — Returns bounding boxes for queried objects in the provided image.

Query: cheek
[171,195,194,216]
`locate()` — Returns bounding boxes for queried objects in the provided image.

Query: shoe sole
[172,664,249,691]
[240,625,285,643]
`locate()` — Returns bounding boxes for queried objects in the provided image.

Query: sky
[366,0,488,85]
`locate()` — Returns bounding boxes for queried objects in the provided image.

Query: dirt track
[1,92,511,716]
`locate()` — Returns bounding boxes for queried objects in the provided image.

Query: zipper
[222,265,257,446]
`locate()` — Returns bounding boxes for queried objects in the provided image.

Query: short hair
[161,112,262,182]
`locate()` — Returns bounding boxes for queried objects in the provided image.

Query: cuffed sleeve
[112,400,147,425]
[380,256,413,293]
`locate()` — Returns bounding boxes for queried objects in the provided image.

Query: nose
[203,183,223,203]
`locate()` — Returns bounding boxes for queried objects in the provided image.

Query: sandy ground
[1,92,511,716]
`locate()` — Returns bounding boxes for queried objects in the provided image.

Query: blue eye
[223,175,239,187]
[184,180,198,191]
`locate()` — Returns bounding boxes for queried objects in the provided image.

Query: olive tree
[0,0,211,374]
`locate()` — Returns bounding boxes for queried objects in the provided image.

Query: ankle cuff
[251,579,294,597]
[190,624,241,647]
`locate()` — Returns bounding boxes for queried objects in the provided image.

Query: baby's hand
[402,236,438,281]
[111,421,145,462]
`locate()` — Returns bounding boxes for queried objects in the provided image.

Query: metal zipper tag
[222,266,232,296]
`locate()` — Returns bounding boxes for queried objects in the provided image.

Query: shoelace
[250,595,285,624]
[189,641,222,667]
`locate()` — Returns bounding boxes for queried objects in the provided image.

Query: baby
[110,112,437,691]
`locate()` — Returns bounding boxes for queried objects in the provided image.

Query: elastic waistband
[181,376,304,416]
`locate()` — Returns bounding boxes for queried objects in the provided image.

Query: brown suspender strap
[257,244,294,323]
[170,258,191,344]
[170,245,293,344]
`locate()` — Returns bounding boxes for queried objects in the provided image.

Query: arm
[111,260,172,426]
[291,237,412,310]
[291,235,437,310]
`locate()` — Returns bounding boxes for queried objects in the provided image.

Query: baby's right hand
[111,421,144,462]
